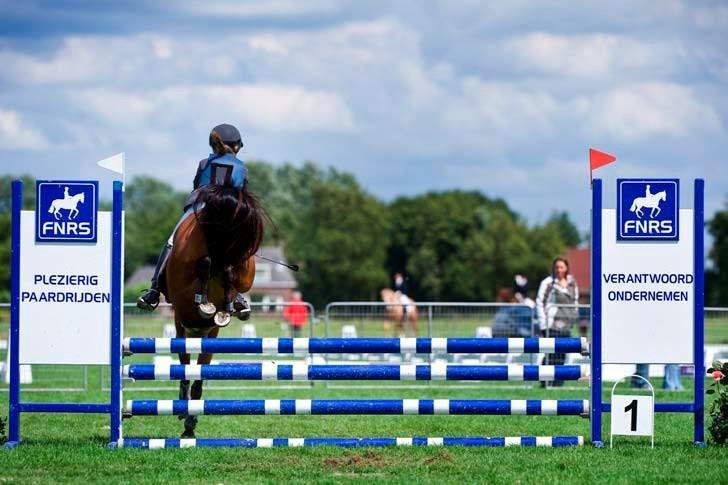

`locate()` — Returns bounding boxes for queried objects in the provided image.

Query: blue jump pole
[119,436,584,449]
[590,178,603,447]
[123,363,588,381]
[123,337,589,355]
[5,181,23,449]
[125,399,590,416]
[108,181,124,448]
[694,179,705,446]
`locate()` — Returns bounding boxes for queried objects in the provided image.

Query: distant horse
[48,192,85,220]
[163,185,266,438]
[381,288,418,337]
[630,191,666,219]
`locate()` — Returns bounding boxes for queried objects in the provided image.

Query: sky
[1,0,727,232]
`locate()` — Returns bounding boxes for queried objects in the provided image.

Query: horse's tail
[193,185,268,273]
[630,200,637,212]
[48,201,55,213]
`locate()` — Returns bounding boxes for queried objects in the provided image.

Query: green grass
[2,312,728,483]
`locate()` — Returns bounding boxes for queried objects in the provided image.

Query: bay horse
[380,288,419,337]
[163,185,266,438]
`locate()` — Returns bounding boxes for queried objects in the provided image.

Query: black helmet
[209,123,243,151]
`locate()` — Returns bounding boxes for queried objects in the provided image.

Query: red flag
[589,148,616,183]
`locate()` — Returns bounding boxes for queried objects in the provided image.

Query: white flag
[97,153,125,175]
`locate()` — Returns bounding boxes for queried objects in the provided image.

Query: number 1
[624,399,638,431]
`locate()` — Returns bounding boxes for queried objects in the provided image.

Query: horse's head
[658,191,666,202]
[78,192,85,203]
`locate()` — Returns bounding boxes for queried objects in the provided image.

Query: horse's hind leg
[195,256,216,319]
[213,264,235,328]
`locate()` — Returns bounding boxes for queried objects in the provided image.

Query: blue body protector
[195,153,247,189]
[184,153,247,209]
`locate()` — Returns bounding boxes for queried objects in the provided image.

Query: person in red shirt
[283,291,309,337]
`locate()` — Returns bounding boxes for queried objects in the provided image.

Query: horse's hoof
[214,312,231,327]
[198,302,216,319]
[181,430,195,439]
[233,308,251,321]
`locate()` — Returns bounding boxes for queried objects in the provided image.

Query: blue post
[694,179,705,446]
[5,180,23,449]
[590,179,603,447]
[108,181,124,448]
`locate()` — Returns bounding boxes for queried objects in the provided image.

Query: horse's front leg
[69,208,78,220]
[213,264,235,328]
[195,256,216,319]
[652,206,661,218]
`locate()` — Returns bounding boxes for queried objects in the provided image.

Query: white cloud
[176,0,342,17]
[579,83,722,140]
[71,84,355,134]
[502,32,686,79]
[0,108,49,150]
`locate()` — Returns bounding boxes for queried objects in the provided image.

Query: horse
[630,190,666,219]
[163,185,266,438]
[48,192,85,220]
[380,288,419,337]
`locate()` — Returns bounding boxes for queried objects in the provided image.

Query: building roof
[566,247,590,294]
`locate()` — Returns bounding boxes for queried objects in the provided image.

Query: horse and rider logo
[617,178,679,241]
[36,181,98,243]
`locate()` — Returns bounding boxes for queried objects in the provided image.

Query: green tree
[0,175,36,300]
[284,178,389,307]
[387,190,576,301]
[544,211,581,247]
[708,203,728,306]
[124,176,186,279]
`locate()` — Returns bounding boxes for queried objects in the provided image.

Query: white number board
[610,395,654,442]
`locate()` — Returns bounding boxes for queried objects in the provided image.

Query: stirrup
[137,289,160,311]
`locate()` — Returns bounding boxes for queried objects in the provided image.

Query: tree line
[3,167,725,307]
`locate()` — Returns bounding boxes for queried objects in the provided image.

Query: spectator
[536,257,579,387]
[283,291,309,337]
[632,364,684,390]
[492,288,535,338]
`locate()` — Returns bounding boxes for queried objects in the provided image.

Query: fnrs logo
[617,179,679,242]
[36,181,98,243]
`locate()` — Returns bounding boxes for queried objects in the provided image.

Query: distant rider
[393,272,411,317]
[136,123,250,318]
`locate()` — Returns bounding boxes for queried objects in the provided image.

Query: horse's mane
[193,185,268,273]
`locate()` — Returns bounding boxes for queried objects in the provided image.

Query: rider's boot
[232,293,251,321]
[137,242,172,311]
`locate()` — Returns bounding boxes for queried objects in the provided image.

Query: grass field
[2,310,728,483]
[2,374,726,484]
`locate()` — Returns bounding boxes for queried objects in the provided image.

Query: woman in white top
[536,257,579,386]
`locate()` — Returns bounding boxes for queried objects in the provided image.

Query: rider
[63,186,70,200]
[393,272,411,317]
[645,184,652,198]
[136,123,250,316]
